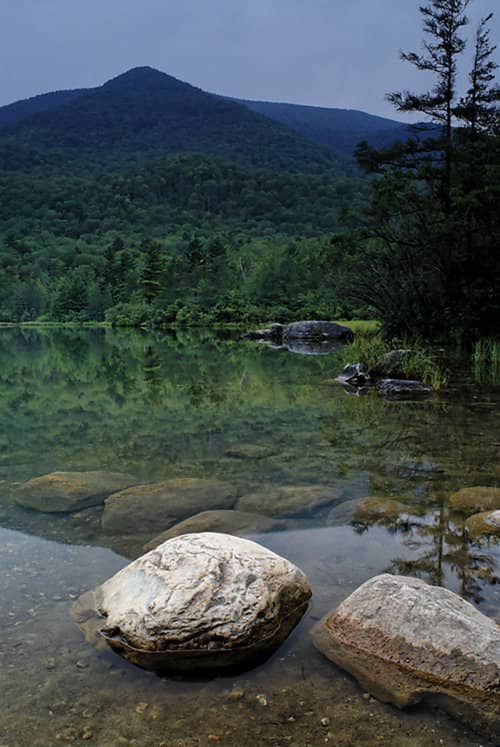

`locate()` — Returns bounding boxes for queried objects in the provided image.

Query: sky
[1,0,499,119]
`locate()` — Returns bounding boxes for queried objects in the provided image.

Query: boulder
[143,510,282,551]
[449,486,500,516]
[328,497,406,526]
[246,323,284,342]
[284,339,343,356]
[336,363,370,386]
[81,533,311,673]
[465,510,500,538]
[15,470,137,513]
[283,321,354,342]
[238,485,340,517]
[312,574,500,740]
[376,379,432,397]
[101,478,238,534]
[378,349,414,377]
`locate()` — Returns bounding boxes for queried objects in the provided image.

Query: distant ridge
[0,67,432,163]
[228,97,429,155]
[0,67,340,174]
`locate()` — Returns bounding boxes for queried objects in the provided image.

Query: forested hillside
[0,67,371,324]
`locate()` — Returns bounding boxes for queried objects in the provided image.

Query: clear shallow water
[0,328,498,747]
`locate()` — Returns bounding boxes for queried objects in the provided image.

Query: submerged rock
[465,510,500,538]
[101,478,238,534]
[283,320,353,342]
[312,573,500,740]
[376,379,432,398]
[143,509,281,551]
[81,532,311,673]
[238,485,340,517]
[327,497,407,526]
[15,470,137,513]
[449,486,500,516]
[224,444,276,460]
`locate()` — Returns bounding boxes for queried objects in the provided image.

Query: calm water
[0,328,498,747]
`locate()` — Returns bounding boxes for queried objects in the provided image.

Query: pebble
[82,729,93,741]
[45,658,57,670]
[320,717,330,727]
[135,702,149,714]
[225,689,245,701]
[256,694,268,707]
[76,660,88,669]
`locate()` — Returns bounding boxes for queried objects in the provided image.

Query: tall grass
[338,334,448,391]
[472,338,500,384]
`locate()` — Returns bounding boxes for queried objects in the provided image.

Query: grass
[335,320,381,335]
[338,334,448,391]
[472,338,500,384]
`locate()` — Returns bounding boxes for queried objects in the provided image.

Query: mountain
[230,98,428,155]
[0,89,90,130]
[0,67,341,175]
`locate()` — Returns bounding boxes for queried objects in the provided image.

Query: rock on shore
[82,532,311,673]
[312,573,500,740]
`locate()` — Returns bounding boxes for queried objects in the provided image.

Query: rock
[336,363,370,386]
[224,444,276,460]
[378,349,414,377]
[246,323,284,342]
[101,478,238,534]
[283,321,354,342]
[465,510,500,538]
[284,339,343,356]
[143,510,282,551]
[15,471,137,513]
[312,574,500,740]
[376,379,432,398]
[449,486,500,516]
[238,485,340,517]
[327,497,406,526]
[79,533,311,673]
[327,499,362,525]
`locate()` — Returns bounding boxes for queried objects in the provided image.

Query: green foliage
[472,338,500,384]
[346,2,500,343]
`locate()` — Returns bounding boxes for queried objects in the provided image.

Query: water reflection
[0,328,499,745]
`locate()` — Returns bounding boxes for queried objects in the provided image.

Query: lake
[0,327,498,747]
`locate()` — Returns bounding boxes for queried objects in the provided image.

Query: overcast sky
[1,0,499,119]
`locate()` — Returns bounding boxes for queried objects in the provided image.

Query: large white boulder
[312,574,500,740]
[85,532,311,673]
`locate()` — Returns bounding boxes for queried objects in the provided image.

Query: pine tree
[455,13,500,134]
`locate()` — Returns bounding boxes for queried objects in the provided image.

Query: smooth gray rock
[312,573,500,740]
[376,379,432,397]
[15,470,137,513]
[102,478,238,534]
[238,485,340,517]
[83,532,311,673]
[283,321,354,342]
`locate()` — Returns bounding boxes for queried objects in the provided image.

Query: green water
[0,328,498,747]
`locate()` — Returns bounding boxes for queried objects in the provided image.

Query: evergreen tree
[349,0,499,341]
[141,240,164,304]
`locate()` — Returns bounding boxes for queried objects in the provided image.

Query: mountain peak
[103,66,191,92]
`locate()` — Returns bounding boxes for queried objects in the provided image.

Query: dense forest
[0,0,498,340]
